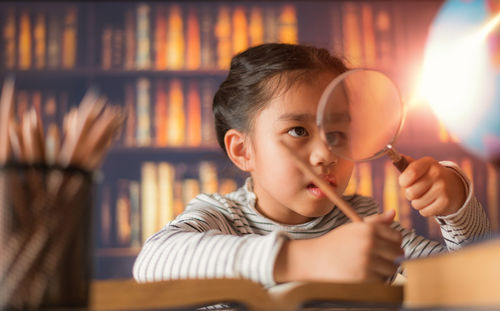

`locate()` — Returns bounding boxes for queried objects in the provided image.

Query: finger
[373,237,404,262]
[405,178,433,201]
[399,156,435,187]
[410,182,443,211]
[417,196,448,218]
[369,255,399,280]
[374,224,403,244]
[364,209,396,225]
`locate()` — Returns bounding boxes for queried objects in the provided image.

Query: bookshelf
[1,0,498,280]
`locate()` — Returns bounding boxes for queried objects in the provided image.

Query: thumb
[364,209,396,225]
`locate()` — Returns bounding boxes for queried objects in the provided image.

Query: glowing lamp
[420,0,500,163]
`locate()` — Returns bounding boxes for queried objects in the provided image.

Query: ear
[224,129,253,172]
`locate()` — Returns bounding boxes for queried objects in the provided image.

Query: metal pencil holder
[0,163,93,310]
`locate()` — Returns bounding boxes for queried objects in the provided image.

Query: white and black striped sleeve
[132,198,289,287]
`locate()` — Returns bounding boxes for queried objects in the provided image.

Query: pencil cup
[0,164,93,310]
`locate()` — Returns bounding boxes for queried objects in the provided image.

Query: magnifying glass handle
[386,145,409,172]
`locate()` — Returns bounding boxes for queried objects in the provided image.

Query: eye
[325,131,347,147]
[287,126,308,137]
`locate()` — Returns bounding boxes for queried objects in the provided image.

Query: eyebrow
[278,112,351,123]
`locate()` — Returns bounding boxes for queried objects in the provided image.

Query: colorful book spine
[3,8,16,69]
[136,3,151,70]
[182,178,200,206]
[383,161,400,221]
[167,4,184,70]
[199,161,218,194]
[136,78,152,146]
[200,5,215,69]
[101,25,113,70]
[249,7,264,46]
[129,180,141,248]
[278,5,298,44]
[155,79,168,147]
[141,162,158,243]
[154,5,167,70]
[62,6,77,69]
[116,179,132,246]
[342,2,362,66]
[357,162,373,197]
[100,184,112,247]
[186,6,201,70]
[186,81,201,146]
[219,178,238,195]
[361,3,376,68]
[112,28,124,69]
[167,79,185,146]
[47,10,61,69]
[124,82,136,147]
[124,8,136,70]
[158,162,175,225]
[201,80,216,146]
[487,163,499,231]
[373,4,394,71]
[263,5,277,43]
[232,6,248,55]
[34,11,46,69]
[18,10,32,70]
[214,6,232,69]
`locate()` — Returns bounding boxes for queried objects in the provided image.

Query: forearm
[133,228,287,287]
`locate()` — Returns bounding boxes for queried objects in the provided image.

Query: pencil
[279,139,363,222]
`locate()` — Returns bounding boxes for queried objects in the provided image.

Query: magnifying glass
[317,68,409,172]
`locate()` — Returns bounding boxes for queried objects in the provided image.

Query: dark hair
[212,43,348,154]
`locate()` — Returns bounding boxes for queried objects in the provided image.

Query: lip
[306,175,337,198]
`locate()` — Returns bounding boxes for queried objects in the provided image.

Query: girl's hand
[398,156,466,217]
[274,210,403,283]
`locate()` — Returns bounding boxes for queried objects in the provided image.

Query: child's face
[247,72,354,225]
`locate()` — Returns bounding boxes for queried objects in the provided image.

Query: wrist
[273,239,309,283]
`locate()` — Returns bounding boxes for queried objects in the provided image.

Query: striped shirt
[133,162,491,287]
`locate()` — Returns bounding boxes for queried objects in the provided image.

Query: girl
[133,43,490,286]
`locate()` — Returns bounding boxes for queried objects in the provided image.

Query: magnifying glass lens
[318,69,404,162]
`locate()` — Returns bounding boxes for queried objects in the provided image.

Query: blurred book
[158,162,175,226]
[33,11,46,69]
[186,6,201,70]
[232,6,248,55]
[278,5,297,44]
[136,78,152,146]
[3,8,16,69]
[116,179,132,246]
[167,79,185,146]
[199,161,218,194]
[215,6,231,69]
[47,10,61,69]
[167,4,184,70]
[18,10,32,70]
[186,80,201,146]
[154,5,167,70]
[136,3,151,70]
[62,6,77,69]
[141,162,158,243]
[154,79,168,147]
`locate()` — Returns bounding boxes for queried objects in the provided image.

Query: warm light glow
[415,12,498,140]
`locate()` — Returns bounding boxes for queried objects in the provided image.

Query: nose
[309,136,338,168]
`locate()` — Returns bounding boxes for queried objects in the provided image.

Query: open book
[90,278,403,311]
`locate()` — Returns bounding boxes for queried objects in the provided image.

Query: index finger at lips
[398,156,434,187]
